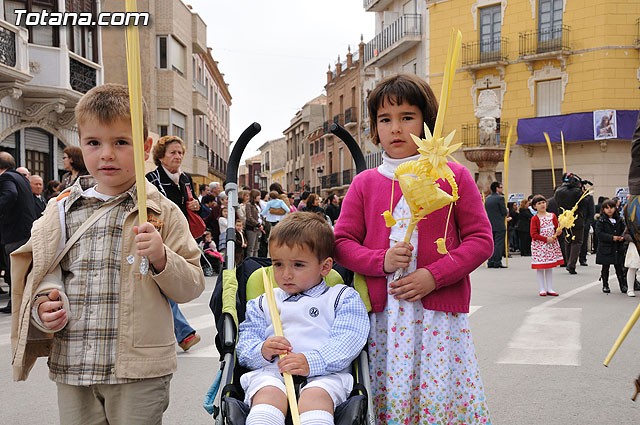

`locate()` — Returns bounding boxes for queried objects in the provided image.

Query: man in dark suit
[30,175,47,216]
[485,181,510,268]
[579,193,595,266]
[0,152,37,313]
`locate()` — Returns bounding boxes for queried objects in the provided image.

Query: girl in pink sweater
[334,74,493,424]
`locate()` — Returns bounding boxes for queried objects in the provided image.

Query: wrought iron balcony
[69,57,97,93]
[460,121,510,148]
[635,18,640,46]
[519,25,570,57]
[0,26,16,67]
[333,113,344,126]
[321,175,329,189]
[342,169,354,186]
[462,38,508,67]
[364,14,422,66]
[344,107,357,125]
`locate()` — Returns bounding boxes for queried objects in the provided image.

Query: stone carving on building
[0,86,22,101]
[22,99,67,127]
[475,90,500,146]
[29,61,41,74]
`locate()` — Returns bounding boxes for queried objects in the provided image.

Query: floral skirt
[369,298,491,425]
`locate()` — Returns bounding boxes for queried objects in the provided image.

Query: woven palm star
[410,123,462,178]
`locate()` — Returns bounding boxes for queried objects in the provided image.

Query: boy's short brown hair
[367,73,438,145]
[152,136,186,167]
[269,212,334,261]
[75,83,149,140]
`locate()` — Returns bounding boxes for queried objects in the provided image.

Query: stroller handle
[226,122,262,184]
[330,123,367,174]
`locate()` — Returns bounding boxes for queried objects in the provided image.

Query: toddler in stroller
[237,212,369,424]
[206,122,374,424]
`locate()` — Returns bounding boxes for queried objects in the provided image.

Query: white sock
[628,268,637,292]
[537,270,546,293]
[300,409,334,425]
[544,269,554,292]
[246,404,285,425]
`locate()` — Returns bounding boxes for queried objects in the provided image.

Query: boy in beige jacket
[10,84,205,424]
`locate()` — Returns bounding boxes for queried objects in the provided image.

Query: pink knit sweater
[334,162,493,313]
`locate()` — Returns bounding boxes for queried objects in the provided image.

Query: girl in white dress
[335,74,492,424]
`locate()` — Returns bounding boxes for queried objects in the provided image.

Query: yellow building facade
[426,0,640,201]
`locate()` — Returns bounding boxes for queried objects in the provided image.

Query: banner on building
[594,110,617,140]
[517,110,638,144]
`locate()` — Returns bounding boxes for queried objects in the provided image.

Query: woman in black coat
[508,202,520,252]
[517,198,534,256]
[595,199,627,293]
[301,193,326,219]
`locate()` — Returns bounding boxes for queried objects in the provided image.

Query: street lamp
[317,167,324,194]
[294,175,300,192]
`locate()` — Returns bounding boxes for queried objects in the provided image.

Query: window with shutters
[26,150,49,181]
[157,35,186,76]
[479,4,501,53]
[536,79,561,117]
[4,0,59,47]
[532,168,563,198]
[66,0,98,62]
[538,0,563,42]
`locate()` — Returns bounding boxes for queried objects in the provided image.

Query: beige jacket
[11,180,205,381]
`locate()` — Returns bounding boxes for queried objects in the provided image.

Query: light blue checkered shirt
[237,280,370,377]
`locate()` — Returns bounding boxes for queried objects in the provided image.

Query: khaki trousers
[57,374,172,425]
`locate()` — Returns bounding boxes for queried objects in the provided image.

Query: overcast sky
[185,0,375,159]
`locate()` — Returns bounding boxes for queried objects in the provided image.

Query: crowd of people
[485,177,640,297]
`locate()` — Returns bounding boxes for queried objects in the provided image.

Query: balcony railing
[364,14,422,64]
[193,79,207,98]
[69,57,97,94]
[333,113,344,126]
[519,25,571,57]
[322,120,329,134]
[208,151,228,176]
[460,121,510,148]
[0,26,16,67]
[365,151,383,169]
[635,18,640,45]
[344,107,357,125]
[194,139,208,159]
[462,38,508,66]
[342,169,354,185]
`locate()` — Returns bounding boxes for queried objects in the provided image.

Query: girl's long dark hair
[600,198,620,219]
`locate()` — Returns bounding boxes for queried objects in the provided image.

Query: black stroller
[205,123,375,424]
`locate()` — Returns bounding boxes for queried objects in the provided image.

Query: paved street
[1,252,639,424]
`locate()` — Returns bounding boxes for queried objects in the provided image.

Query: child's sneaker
[179,333,201,351]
